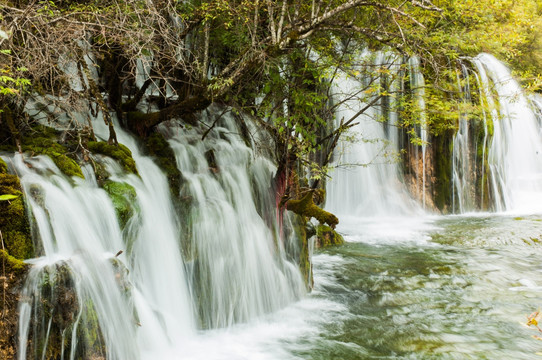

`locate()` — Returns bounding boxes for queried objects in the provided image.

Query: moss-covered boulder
[88,141,138,174]
[21,132,84,178]
[0,249,28,359]
[103,181,138,228]
[0,159,32,359]
[315,224,344,248]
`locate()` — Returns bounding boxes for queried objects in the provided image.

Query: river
[171,214,542,360]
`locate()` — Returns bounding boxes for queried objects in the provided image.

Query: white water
[13,102,304,358]
[14,155,140,360]
[408,57,428,209]
[12,49,542,359]
[451,63,475,213]
[472,53,542,213]
[326,53,421,217]
[96,122,196,353]
[163,108,305,329]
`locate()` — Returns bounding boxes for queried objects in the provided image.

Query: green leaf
[0,194,19,201]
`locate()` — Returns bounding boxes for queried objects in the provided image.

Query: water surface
[187,215,542,359]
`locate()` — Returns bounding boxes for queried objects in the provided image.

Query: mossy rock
[88,141,138,174]
[22,136,84,178]
[145,132,181,195]
[0,172,33,260]
[0,249,28,272]
[315,224,344,248]
[103,181,138,228]
[30,262,82,359]
[92,161,110,185]
[289,214,313,290]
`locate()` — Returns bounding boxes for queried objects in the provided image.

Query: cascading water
[451,63,475,213]
[162,107,305,329]
[465,53,542,213]
[13,156,140,360]
[13,101,305,358]
[93,121,196,354]
[408,57,428,209]
[326,52,421,218]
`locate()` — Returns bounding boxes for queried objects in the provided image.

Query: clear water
[166,214,542,360]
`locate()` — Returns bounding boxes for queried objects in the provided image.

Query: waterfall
[162,107,305,329]
[468,53,542,213]
[13,103,304,357]
[408,57,428,209]
[14,156,141,360]
[451,63,475,213]
[326,52,421,217]
[326,51,542,216]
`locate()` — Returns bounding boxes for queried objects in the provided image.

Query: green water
[293,215,542,359]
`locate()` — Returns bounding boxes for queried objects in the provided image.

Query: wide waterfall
[11,105,304,359]
[7,50,542,359]
[326,52,542,217]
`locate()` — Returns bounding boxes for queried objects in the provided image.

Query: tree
[2,0,542,221]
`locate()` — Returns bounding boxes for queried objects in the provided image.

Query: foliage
[0,30,30,99]
[1,0,542,228]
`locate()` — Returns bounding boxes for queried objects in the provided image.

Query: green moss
[315,224,344,248]
[145,132,181,195]
[22,135,84,178]
[103,181,138,228]
[88,141,138,174]
[286,190,338,228]
[0,173,33,260]
[292,215,312,289]
[92,161,110,185]
[80,300,106,357]
[3,230,33,259]
[0,249,28,272]
[0,158,7,174]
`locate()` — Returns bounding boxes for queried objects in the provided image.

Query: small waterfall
[163,107,305,329]
[470,59,494,209]
[471,54,542,213]
[14,156,140,360]
[326,52,421,217]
